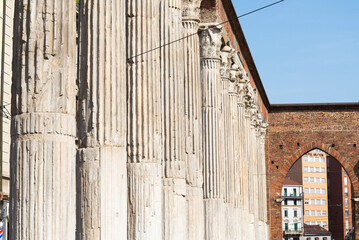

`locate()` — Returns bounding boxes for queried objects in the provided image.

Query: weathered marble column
[199,24,224,240]
[10,0,76,239]
[220,46,235,239]
[161,0,187,239]
[182,1,204,239]
[77,0,127,239]
[127,0,163,239]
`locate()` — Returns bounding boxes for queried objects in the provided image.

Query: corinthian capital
[182,0,201,19]
[199,24,223,59]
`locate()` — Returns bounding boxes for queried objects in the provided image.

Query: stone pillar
[259,121,268,228]
[220,46,237,239]
[199,24,224,240]
[127,1,163,239]
[77,0,127,239]
[10,0,76,239]
[160,0,187,239]
[182,1,204,239]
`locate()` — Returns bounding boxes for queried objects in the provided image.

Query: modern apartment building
[327,156,353,240]
[302,150,329,230]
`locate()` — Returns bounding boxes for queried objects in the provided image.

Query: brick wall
[266,105,359,239]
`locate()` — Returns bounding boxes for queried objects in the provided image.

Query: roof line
[221,0,271,109]
[270,102,359,112]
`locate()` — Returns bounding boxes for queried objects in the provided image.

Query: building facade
[282,180,304,240]
[302,150,329,230]
[328,156,353,240]
[8,0,270,239]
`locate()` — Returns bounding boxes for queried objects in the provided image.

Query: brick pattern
[266,110,359,240]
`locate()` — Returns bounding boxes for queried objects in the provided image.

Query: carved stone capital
[220,45,236,80]
[182,0,201,20]
[199,24,222,59]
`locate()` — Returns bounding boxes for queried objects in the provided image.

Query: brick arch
[266,105,359,240]
[285,142,355,188]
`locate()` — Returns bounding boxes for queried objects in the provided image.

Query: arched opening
[281,148,355,240]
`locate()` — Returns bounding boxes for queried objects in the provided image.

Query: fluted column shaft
[77,0,127,239]
[182,0,204,239]
[160,0,187,239]
[10,1,76,239]
[127,1,163,239]
[199,24,224,240]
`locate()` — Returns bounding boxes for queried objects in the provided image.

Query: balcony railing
[282,193,303,199]
[283,229,303,235]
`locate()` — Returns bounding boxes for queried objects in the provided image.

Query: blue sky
[233,0,359,104]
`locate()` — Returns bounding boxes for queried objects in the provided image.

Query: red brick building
[328,156,353,240]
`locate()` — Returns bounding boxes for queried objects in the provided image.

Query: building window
[317,210,321,216]
[321,158,325,163]
[304,177,309,182]
[311,210,315,216]
[305,210,309,216]
[316,188,320,194]
[315,167,320,172]
[284,210,288,217]
[344,177,348,186]
[285,223,288,231]
[310,177,314,183]
[321,178,325,183]
[346,220,349,229]
[345,198,348,207]
[305,199,309,204]
[345,210,349,218]
[294,223,298,231]
[322,200,326,205]
[321,168,325,173]
[322,211,327,216]
[323,222,327,227]
[322,189,326,194]
[345,187,348,197]
[304,167,309,172]
[293,189,297,196]
[344,171,348,176]
[284,199,287,205]
[316,177,320,183]
[294,200,297,206]
[310,167,314,172]
[294,210,297,217]
[316,199,321,205]
[284,188,287,196]
[311,199,315,205]
[304,156,308,161]
[310,188,315,193]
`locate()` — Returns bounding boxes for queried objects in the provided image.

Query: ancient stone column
[259,120,268,235]
[10,0,76,239]
[199,23,224,240]
[220,46,235,239]
[182,1,204,238]
[77,0,127,239]
[127,0,163,239]
[160,0,187,239]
